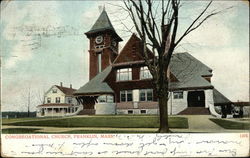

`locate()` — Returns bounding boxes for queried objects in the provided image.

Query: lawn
[3,115,188,128]
[2,117,62,124]
[210,118,250,130]
[2,128,41,134]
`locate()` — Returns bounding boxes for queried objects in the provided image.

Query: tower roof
[85,9,122,41]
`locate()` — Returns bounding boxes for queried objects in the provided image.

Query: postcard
[1,0,249,157]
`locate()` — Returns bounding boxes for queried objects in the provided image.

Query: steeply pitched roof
[213,88,232,104]
[88,10,114,33]
[85,9,122,41]
[74,66,113,95]
[55,86,76,96]
[169,52,213,90]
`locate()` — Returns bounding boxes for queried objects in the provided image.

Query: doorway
[187,91,205,107]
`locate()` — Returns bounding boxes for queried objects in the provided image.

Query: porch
[37,104,81,117]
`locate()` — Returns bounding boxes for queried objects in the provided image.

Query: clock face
[95,35,103,44]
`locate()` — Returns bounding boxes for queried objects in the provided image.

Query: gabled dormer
[113,33,154,65]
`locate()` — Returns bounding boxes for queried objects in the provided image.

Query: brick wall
[87,32,119,80]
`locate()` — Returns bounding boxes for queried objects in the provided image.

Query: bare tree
[123,0,230,132]
[21,87,31,117]
[35,88,45,105]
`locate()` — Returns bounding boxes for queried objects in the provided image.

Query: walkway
[171,115,224,133]
[171,115,248,133]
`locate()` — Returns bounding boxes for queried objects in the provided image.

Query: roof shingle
[213,88,232,104]
[169,52,213,90]
[85,10,122,41]
[74,66,113,95]
[55,86,76,96]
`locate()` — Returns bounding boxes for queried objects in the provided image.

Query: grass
[210,118,250,130]
[2,128,41,134]
[3,115,188,128]
[2,117,62,124]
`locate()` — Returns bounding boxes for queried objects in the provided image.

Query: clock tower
[85,8,122,80]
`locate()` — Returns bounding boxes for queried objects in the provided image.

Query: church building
[73,8,229,116]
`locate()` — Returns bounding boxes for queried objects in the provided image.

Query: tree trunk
[158,94,170,133]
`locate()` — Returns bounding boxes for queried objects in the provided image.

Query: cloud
[2,1,62,69]
[177,1,239,48]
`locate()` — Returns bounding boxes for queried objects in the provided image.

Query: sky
[0,0,249,112]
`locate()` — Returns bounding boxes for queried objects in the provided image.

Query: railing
[65,105,83,116]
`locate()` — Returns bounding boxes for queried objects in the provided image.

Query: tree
[123,0,230,132]
[21,87,31,117]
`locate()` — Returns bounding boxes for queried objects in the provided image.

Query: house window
[120,90,133,102]
[117,68,132,81]
[47,97,51,103]
[55,97,60,103]
[140,66,152,79]
[98,95,114,103]
[68,98,72,104]
[52,89,57,93]
[139,89,153,101]
[140,109,147,114]
[173,92,183,99]
[128,110,133,114]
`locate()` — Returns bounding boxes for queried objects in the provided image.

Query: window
[95,45,104,49]
[107,95,114,103]
[97,53,102,73]
[117,68,132,81]
[120,90,133,102]
[68,98,72,104]
[128,110,133,114]
[98,95,114,103]
[139,89,153,101]
[140,66,152,79]
[55,97,60,103]
[140,109,147,114]
[52,89,57,93]
[47,97,51,103]
[173,92,183,99]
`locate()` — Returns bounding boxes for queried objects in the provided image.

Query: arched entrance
[187,91,205,107]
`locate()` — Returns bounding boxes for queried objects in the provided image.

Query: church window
[97,53,102,73]
[139,89,153,101]
[140,66,153,79]
[128,110,133,114]
[117,68,132,81]
[97,95,114,103]
[173,92,183,99]
[120,90,133,102]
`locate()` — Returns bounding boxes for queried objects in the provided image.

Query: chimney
[70,84,72,89]
[60,82,63,87]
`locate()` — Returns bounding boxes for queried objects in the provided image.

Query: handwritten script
[2,133,249,157]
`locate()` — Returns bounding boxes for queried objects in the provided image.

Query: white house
[36,83,83,117]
